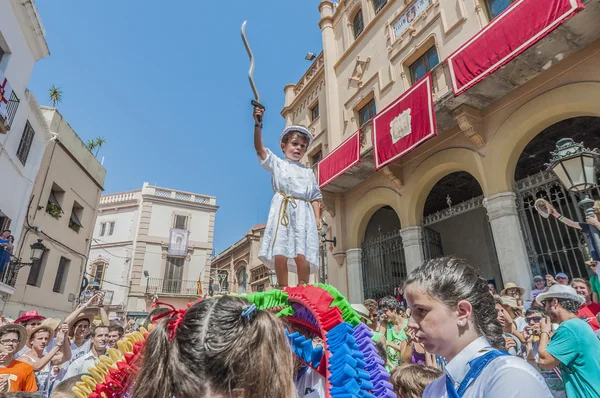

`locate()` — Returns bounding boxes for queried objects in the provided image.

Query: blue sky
[29,1,323,253]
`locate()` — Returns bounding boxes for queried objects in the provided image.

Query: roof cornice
[10,0,50,61]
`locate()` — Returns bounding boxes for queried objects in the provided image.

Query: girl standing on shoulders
[404,257,552,397]
[132,295,294,398]
[253,107,322,287]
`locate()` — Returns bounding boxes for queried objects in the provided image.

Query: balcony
[145,278,200,297]
[142,184,216,206]
[0,260,19,296]
[99,190,141,206]
[0,91,20,135]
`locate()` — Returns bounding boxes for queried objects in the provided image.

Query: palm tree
[87,140,97,152]
[49,85,63,107]
[94,137,106,156]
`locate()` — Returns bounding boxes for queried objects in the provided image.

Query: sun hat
[27,324,55,347]
[555,272,568,279]
[41,318,61,331]
[279,125,313,148]
[535,284,585,305]
[499,296,520,309]
[500,282,525,297]
[13,310,45,325]
[351,304,372,324]
[585,260,598,266]
[69,313,94,336]
[533,275,544,282]
[0,324,27,353]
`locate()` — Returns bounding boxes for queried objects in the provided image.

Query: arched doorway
[515,116,600,279]
[422,171,502,285]
[236,262,248,294]
[361,206,406,300]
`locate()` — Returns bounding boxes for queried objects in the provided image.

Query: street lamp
[547,138,600,254]
[267,270,279,289]
[13,239,46,268]
[320,220,337,247]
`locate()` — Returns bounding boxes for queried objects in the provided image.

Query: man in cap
[537,284,600,397]
[530,275,547,303]
[0,324,37,392]
[555,273,569,285]
[13,311,46,359]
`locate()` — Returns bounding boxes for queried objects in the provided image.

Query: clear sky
[29,1,324,253]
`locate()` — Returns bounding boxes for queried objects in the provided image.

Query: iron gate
[361,229,407,300]
[423,227,444,260]
[516,170,600,279]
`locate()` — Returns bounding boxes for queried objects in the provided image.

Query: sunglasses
[526,316,542,323]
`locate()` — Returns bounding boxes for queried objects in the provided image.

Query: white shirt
[423,337,553,398]
[63,350,99,379]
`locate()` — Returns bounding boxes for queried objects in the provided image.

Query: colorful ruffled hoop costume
[71,284,395,398]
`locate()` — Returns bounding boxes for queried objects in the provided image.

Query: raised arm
[549,208,581,229]
[253,107,267,160]
[64,292,101,326]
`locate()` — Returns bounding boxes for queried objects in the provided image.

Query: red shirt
[577,302,600,331]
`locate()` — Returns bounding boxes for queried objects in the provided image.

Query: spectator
[587,260,600,304]
[400,324,434,366]
[499,296,527,340]
[555,273,569,286]
[132,295,294,398]
[571,278,600,331]
[0,324,37,392]
[352,303,387,351]
[536,284,600,397]
[0,235,14,277]
[495,298,522,356]
[63,325,108,379]
[106,324,124,349]
[13,312,46,359]
[378,296,408,370]
[49,374,82,398]
[530,275,547,303]
[501,282,525,307]
[487,280,497,295]
[19,324,69,395]
[389,363,442,398]
[404,257,552,397]
[522,308,565,397]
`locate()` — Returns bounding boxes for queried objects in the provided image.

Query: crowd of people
[0,257,597,397]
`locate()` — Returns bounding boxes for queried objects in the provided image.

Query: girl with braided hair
[403,257,552,397]
[132,295,294,398]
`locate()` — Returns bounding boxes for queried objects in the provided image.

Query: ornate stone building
[282,0,600,303]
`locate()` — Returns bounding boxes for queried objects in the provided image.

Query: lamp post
[12,239,46,269]
[547,138,600,257]
[319,220,337,284]
[267,270,279,290]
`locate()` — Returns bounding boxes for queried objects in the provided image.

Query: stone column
[346,248,364,304]
[483,192,533,295]
[400,226,425,275]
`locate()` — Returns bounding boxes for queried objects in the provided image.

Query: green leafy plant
[69,219,81,233]
[86,137,107,157]
[46,202,62,219]
[49,85,63,107]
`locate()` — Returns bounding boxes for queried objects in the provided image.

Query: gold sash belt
[272,190,308,248]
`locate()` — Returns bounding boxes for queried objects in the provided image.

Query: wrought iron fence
[422,227,444,261]
[516,170,600,279]
[0,260,19,287]
[146,278,199,296]
[6,91,19,128]
[361,229,407,300]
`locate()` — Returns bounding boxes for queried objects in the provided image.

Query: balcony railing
[1,259,19,289]
[0,91,19,134]
[145,278,200,297]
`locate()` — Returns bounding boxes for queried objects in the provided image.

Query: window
[108,221,115,236]
[310,102,320,121]
[99,223,106,237]
[91,262,106,287]
[16,121,35,165]
[69,201,83,233]
[352,9,364,39]
[311,151,322,166]
[485,0,514,19]
[373,0,387,14]
[53,257,70,293]
[163,257,184,293]
[46,185,64,219]
[358,99,377,126]
[409,46,439,84]
[174,214,188,229]
[27,249,48,287]
[237,267,247,294]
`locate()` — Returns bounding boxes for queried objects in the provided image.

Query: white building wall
[147,203,211,243]
[0,0,49,249]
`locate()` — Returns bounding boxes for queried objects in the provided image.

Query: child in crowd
[133,295,294,398]
[389,363,442,398]
[253,106,322,288]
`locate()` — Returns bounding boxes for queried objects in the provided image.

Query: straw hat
[69,313,93,336]
[500,282,525,297]
[41,318,61,331]
[499,296,520,309]
[27,324,55,348]
[0,324,27,353]
[13,310,45,325]
[536,284,585,305]
[351,304,372,324]
[279,125,314,148]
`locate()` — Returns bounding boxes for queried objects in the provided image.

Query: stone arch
[484,82,600,195]
[404,147,487,225]
[347,186,403,248]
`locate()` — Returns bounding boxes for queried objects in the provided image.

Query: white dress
[258,149,322,274]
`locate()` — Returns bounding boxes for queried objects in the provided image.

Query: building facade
[88,183,217,320]
[5,107,107,318]
[282,0,600,303]
[0,0,51,299]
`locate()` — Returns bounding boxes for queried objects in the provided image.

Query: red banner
[373,75,437,170]
[318,132,361,188]
[447,0,584,96]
